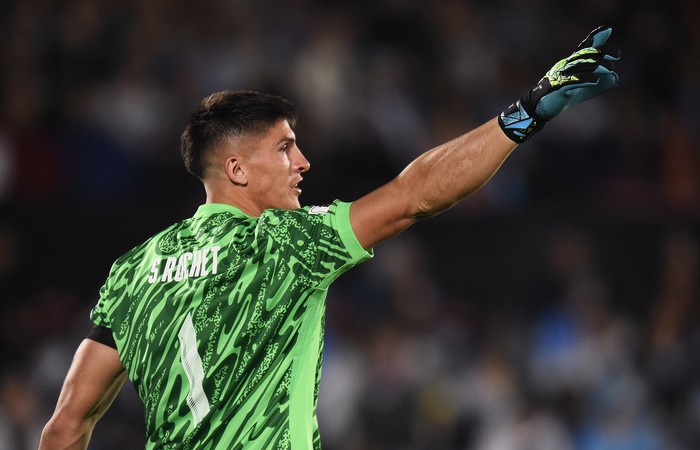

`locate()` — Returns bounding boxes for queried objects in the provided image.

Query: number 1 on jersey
[178,313,211,427]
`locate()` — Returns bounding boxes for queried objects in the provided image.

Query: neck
[204,183,262,217]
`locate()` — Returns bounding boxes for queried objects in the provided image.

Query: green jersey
[90,200,372,449]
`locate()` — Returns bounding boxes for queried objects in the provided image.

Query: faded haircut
[180,90,297,179]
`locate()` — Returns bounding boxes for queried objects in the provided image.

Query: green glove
[498,25,621,143]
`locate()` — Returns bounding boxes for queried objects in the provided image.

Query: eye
[279,143,290,153]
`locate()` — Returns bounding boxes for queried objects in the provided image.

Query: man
[40,26,619,449]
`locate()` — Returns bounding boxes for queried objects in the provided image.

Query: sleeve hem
[86,325,117,349]
[334,201,374,262]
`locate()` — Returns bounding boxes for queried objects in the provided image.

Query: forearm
[399,117,517,218]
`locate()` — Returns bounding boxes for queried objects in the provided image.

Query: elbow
[40,412,93,450]
[410,197,453,220]
[399,176,458,220]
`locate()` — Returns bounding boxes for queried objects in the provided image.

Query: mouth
[291,179,303,194]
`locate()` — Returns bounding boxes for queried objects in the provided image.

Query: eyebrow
[274,136,296,147]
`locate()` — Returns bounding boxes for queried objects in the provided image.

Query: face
[237,119,310,213]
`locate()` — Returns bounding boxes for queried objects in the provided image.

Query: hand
[499,26,621,143]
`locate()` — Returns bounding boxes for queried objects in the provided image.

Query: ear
[225,156,248,186]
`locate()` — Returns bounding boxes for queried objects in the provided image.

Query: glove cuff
[498,98,545,144]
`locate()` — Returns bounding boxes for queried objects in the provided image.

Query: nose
[294,147,310,173]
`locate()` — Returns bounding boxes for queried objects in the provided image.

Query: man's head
[181,90,298,180]
[181,91,310,215]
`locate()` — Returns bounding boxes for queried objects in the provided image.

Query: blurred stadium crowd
[1,0,699,449]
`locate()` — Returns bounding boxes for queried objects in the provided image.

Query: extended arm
[351,118,515,248]
[39,338,126,450]
[351,26,620,249]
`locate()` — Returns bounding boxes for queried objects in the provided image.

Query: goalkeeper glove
[498,25,621,143]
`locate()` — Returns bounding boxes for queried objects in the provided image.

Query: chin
[288,196,302,210]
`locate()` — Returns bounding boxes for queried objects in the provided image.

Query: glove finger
[561,72,618,98]
[562,47,606,65]
[574,44,620,61]
[596,71,619,90]
[592,62,617,75]
[562,71,600,88]
[561,59,615,76]
[578,25,612,49]
[559,56,607,74]
[598,44,622,61]
[571,69,618,87]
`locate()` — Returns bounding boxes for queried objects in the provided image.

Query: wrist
[498,97,545,144]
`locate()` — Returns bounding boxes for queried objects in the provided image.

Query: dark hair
[180,90,297,179]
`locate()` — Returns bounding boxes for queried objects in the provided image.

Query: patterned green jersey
[90,200,372,449]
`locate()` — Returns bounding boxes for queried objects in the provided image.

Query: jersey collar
[194,203,252,218]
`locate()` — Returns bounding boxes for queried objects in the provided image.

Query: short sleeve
[331,201,372,263]
[90,264,117,329]
[259,200,373,289]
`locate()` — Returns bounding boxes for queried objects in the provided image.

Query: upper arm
[350,178,418,250]
[48,339,126,433]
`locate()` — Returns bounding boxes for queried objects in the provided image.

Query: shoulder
[109,220,185,274]
[257,200,368,259]
[260,200,347,225]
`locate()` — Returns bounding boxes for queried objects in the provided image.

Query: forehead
[261,119,295,143]
[237,119,295,152]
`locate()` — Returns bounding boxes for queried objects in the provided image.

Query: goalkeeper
[40,26,620,449]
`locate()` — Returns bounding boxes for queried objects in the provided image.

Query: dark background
[0,0,698,448]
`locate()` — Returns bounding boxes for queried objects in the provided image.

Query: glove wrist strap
[498,98,545,144]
